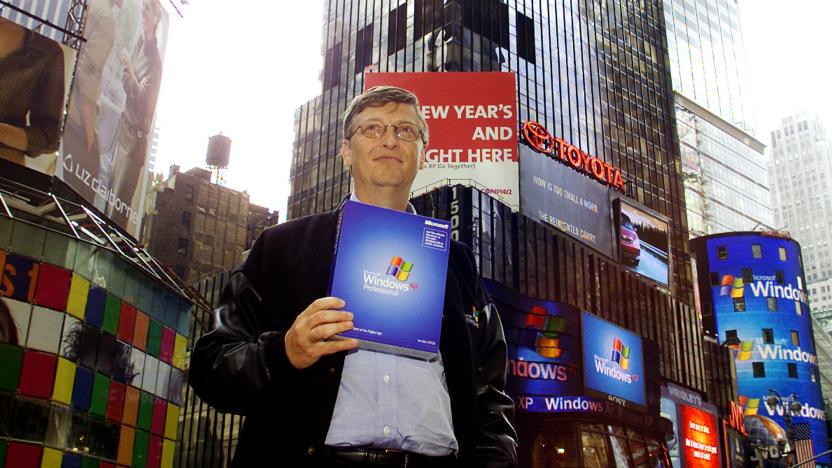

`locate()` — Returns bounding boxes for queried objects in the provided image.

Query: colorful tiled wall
[0,218,191,468]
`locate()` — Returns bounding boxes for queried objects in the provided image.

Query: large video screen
[0,17,76,175]
[519,144,614,257]
[364,72,519,209]
[59,0,169,238]
[699,234,829,465]
[617,198,670,287]
[581,311,646,412]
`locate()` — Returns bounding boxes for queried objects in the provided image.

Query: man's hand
[284,297,358,369]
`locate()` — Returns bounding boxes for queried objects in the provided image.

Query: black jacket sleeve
[464,248,518,467]
[188,232,298,414]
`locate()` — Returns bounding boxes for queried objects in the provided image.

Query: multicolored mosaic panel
[0,217,190,468]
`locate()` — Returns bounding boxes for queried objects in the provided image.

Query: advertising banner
[60,0,169,238]
[364,72,519,209]
[700,234,829,465]
[581,311,646,412]
[617,199,671,287]
[678,404,720,468]
[0,17,76,175]
[519,144,614,257]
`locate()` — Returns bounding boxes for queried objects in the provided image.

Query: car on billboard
[619,213,641,266]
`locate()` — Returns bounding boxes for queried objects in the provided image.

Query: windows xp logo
[611,338,631,370]
[387,256,414,282]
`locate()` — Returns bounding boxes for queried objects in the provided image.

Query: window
[354,24,374,74]
[717,246,728,259]
[779,247,787,261]
[516,11,535,63]
[741,268,753,284]
[788,363,798,379]
[181,211,192,228]
[414,0,444,39]
[752,362,765,378]
[752,244,762,258]
[185,185,194,201]
[725,329,738,343]
[791,330,800,346]
[323,42,342,90]
[710,271,720,286]
[767,297,778,311]
[733,297,746,312]
[177,238,188,256]
[795,301,802,315]
[775,270,784,284]
[387,4,407,55]
[462,0,509,48]
[762,328,774,344]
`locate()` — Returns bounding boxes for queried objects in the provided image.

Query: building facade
[769,113,832,327]
[691,232,831,465]
[142,166,278,284]
[663,0,774,238]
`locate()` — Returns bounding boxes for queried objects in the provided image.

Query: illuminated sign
[521,120,626,191]
[581,312,646,411]
[679,404,720,467]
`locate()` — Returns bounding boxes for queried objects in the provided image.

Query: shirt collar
[350,192,416,214]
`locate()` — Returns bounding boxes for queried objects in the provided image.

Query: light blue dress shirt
[323,195,458,456]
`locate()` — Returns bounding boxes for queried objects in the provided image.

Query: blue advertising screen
[582,312,646,412]
[701,234,830,465]
[484,280,582,397]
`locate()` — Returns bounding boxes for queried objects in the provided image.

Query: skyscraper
[769,113,832,327]
[663,0,774,237]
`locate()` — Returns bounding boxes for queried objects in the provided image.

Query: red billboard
[679,404,720,468]
[364,72,519,208]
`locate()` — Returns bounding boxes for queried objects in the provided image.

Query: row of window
[752,361,799,379]
[716,243,788,261]
[730,296,801,314]
[724,328,800,346]
[710,268,786,286]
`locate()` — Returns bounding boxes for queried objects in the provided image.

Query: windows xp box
[329,200,452,359]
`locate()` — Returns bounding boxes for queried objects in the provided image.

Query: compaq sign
[522,121,626,191]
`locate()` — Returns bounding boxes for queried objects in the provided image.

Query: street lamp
[765,388,803,462]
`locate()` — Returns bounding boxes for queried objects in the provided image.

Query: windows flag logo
[736,340,753,361]
[720,274,744,298]
[524,305,565,359]
[611,338,630,370]
[386,256,413,282]
[741,396,760,416]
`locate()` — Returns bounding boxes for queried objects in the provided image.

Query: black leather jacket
[189,209,517,467]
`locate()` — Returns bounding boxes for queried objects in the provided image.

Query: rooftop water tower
[206,133,231,185]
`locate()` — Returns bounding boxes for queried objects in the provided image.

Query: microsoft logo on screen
[719,275,744,298]
[524,305,566,359]
[386,256,414,282]
[611,338,631,370]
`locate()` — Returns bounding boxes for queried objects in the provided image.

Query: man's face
[342,102,426,194]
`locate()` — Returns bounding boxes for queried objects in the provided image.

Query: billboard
[364,72,519,208]
[693,233,829,465]
[582,311,646,412]
[678,404,721,468]
[519,144,614,257]
[616,198,670,287]
[0,17,76,175]
[60,0,169,238]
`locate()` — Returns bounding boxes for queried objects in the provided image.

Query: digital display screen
[617,199,670,287]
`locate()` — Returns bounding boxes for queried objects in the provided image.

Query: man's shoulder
[257,210,340,247]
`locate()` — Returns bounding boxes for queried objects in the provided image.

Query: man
[190,86,517,467]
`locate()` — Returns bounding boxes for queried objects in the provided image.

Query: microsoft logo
[386,256,414,282]
[611,338,630,370]
[741,396,760,416]
[524,305,565,359]
[720,274,744,298]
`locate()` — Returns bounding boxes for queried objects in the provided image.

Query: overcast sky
[153,1,831,218]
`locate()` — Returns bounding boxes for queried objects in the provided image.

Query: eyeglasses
[348,121,424,143]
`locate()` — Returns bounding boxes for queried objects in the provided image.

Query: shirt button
[383,426,391,436]
[307,446,316,455]
[383,374,391,384]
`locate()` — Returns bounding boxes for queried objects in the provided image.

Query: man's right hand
[284,297,359,369]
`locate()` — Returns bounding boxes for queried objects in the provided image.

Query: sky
[152,0,832,219]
